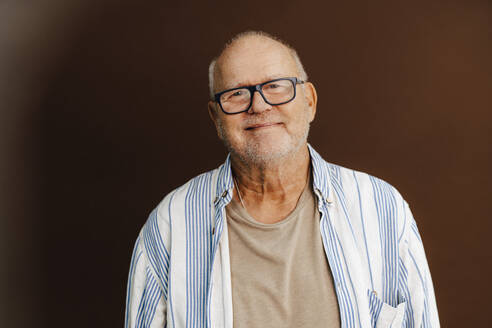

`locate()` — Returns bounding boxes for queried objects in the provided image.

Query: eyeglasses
[214,77,305,114]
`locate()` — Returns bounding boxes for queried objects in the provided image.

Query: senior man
[125,31,439,328]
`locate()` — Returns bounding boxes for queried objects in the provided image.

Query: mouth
[245,122,282,131]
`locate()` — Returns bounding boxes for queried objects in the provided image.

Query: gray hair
[208,30,308,100]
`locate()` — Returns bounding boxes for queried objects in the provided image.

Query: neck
[230,144,311,223]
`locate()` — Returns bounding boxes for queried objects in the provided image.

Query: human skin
[207,35,319,223]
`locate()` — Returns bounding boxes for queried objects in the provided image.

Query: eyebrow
[224,74,288,90]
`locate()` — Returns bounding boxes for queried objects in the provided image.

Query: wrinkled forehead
[214,36,299,91]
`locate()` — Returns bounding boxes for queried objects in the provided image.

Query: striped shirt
[124,144,440,328]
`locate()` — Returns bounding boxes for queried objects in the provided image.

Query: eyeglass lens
[219,79,295,113]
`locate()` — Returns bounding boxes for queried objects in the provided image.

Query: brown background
[1,0,491,327]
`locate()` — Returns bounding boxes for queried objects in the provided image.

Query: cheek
[288,107,310,128]
[219,118,243,138]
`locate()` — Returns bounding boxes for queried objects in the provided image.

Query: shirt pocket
[367,289,406,328]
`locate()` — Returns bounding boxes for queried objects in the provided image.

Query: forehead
[216,37,299,90]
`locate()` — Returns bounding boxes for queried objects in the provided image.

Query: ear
[303,82,318,123]
[208,100,222,138]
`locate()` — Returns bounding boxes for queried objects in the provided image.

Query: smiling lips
[245,122,281,130]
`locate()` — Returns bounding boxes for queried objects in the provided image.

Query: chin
[219,122,310,166]
[240,137,303,166]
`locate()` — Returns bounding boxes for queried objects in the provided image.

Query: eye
[231,90,245,97]
[265,83,281,89]
[221,88,249,103]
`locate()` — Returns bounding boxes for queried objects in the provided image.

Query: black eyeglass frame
[214,77,305,115]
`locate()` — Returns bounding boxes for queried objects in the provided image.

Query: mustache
[241,113,282,128]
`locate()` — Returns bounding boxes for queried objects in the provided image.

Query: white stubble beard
[216,106,311,169]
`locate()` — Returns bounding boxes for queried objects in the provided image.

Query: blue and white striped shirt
[125,144,439,327]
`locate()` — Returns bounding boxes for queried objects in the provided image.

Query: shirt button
[221,190,228,198]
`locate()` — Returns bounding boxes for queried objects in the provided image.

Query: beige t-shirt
[226,177,341,327]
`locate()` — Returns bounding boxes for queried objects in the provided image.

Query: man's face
[208,37,317,166]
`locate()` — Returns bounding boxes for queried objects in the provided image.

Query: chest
[167,197,400,328]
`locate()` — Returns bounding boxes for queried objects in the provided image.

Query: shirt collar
[214,143,333,207]
[307,143,334,204]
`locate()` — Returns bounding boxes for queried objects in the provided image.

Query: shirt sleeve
[125,208,170,328]
[398,202,440,327]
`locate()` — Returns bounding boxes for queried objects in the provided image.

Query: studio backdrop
[1,1,491,327]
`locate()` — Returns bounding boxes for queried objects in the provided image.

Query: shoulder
[309,145,406,206]
[150,166,220,227]
[323,159,406,206]
[157,168,220,221]
[134,166,221,261]
[315,155,409,238]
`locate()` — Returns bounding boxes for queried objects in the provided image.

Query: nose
[248,90,272,114]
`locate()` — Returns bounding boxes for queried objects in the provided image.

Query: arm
[125,208,169,328]
[398,202,440,327]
